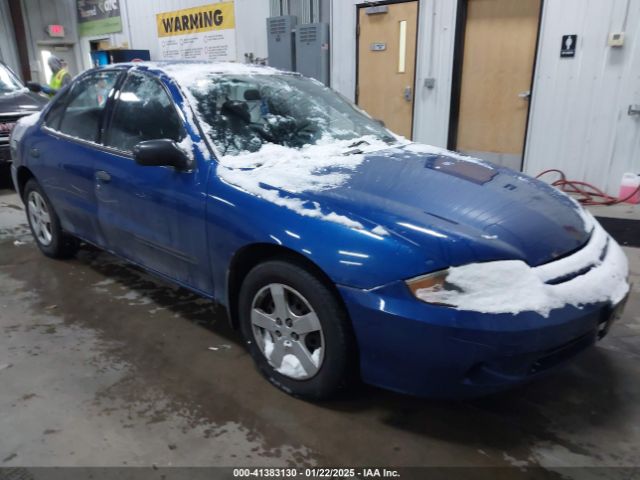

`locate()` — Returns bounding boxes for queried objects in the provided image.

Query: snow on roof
[130,61,287,89]
[216,136,397,232]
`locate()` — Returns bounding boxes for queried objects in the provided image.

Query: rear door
[35,69,121,243]
[96,70,212,293]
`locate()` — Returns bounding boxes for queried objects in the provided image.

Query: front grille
[528,330,596,375]
[545,238,609,285]
[0,113,27,145]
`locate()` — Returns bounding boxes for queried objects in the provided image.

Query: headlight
[405,269,455,306]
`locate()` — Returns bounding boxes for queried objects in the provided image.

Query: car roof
[96,61,299,81]
[103,60,277,73]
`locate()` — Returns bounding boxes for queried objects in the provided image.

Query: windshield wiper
[347,139,370,149]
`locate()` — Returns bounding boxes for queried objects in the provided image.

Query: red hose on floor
[536,169,640,206]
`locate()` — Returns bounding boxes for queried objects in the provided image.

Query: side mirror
[26,81,42,93]
[133,139,191,170]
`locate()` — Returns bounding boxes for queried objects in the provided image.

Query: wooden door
[357,1,418,139]
[455,0,541,170]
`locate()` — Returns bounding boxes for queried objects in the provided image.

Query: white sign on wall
[156,2,236,62]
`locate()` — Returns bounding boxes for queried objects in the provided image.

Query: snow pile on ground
[416,214,629,317]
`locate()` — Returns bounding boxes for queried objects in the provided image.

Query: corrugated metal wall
[524,0,640,195]
[331,0,639,194]
[270,0,329,24]
[20,0,83,82]
[0,0,21,76]
[331,0,457,148]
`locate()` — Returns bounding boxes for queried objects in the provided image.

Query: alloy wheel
[251,283,325,380]
[27,191,52,246]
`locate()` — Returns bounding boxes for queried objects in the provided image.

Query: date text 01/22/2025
[232,468,401,478]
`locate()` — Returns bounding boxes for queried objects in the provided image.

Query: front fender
[204,172,437,304]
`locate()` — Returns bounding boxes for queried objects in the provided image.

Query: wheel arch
[15,166,35,200]
[225,243,347,330]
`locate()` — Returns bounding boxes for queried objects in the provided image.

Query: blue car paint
[12,63,609,397]
[340,281,609,398]
[92,74,213,293]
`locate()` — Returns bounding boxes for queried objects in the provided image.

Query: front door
[357,1,418,139]
[96,70,211,293]
[454,0,541,171]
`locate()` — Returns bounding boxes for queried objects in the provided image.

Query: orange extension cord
[536,169,640,206]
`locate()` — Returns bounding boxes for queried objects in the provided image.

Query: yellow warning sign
[156,2,235,38]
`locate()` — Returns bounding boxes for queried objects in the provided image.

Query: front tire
[239,259,356,400]
[24,179,79,259]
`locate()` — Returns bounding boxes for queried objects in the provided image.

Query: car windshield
[187,74,396,156]
[0,64,25,96]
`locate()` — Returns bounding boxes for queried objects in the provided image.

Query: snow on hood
[415,212,629,317]
[144,62,405,232]
[216,136,398,230]
[403,142,493,168]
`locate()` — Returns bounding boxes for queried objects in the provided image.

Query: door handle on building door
[518,90,531,99]
[403,86,412,102]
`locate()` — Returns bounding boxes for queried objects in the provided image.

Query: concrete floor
[1,178,640,475]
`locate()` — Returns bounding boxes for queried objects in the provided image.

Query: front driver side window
[54,70,120,142]
[105,71,185,153]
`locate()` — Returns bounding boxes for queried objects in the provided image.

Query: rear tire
[239,259,356,400]
[24,178,79,259]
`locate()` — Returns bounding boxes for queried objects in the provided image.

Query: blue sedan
[10,62,629,399]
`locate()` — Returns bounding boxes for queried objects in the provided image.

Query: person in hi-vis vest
[44,56,71,97]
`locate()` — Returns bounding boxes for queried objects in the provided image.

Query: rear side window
[105,71,185,153]
[56,70,120,142]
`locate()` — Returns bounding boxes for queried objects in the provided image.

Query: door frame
[447,0,545,171]
[355,0,420,138]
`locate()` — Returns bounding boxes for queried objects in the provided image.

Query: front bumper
[340,281,626,398]
[339,221,629,398]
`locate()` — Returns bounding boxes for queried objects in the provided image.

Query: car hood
[305,144,590,267]
[0,89,47,114]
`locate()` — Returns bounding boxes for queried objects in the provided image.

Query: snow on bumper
[415,216,629,317]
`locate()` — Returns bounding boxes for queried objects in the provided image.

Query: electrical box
[295,23,330,85]
[267,16,297,72]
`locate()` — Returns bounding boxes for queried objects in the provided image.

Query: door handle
[629,104,640,116]
[30,148,40,158]
[518,90,531,100]
[403,86,412,102]
[95,170,111,182]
